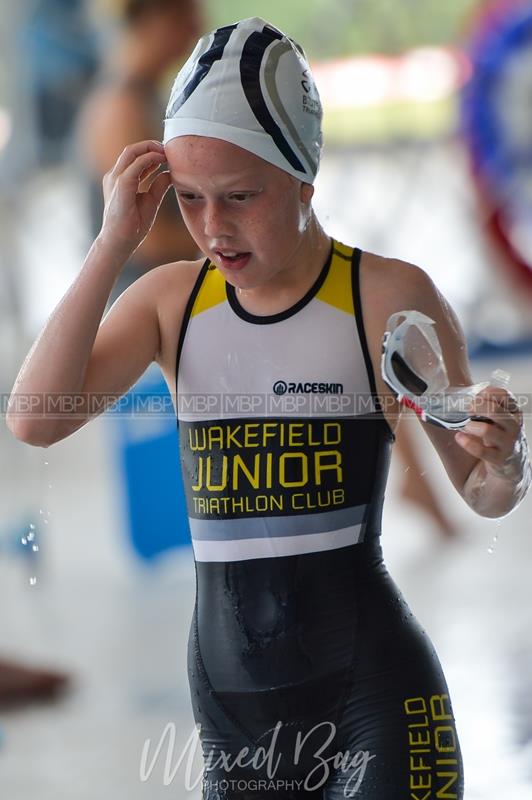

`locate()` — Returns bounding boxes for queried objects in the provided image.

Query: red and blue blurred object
[460,0,532,292]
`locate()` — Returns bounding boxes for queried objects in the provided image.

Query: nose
[203,199,233,240]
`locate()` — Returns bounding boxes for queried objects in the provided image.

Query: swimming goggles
[381,310,494,430]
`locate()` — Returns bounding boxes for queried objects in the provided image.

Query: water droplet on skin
[39,509,44,515]
[29,576,37,586]
[29,524,35,530]
[27,532,35,541]
[21,537,27,546]
[32,545,39,552]
[43,519,49,525]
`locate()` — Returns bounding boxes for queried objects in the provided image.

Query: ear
[300,182,314,204]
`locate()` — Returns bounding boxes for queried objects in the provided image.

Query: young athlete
[7,17,531,799]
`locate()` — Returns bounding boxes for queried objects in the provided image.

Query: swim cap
[163,17,323,183]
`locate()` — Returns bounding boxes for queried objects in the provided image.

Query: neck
[236,213,332,309]
[293,214,331,282]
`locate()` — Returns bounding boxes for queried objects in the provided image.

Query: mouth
[214,250,252,271]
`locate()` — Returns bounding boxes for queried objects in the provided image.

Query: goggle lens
[390,351,428,395]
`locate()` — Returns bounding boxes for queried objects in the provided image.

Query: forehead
[165,135,291,186]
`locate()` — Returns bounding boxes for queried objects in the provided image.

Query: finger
[454,431,501,463]
[119,151,167,187]
[471,393,519,432]
[111,140,165,176]
[470,395,503,425]
[462,420,507,449]
[103,150,165,196]
[497,391,520,414]
[138,160,166,189]
[145,170,172,207]
[455,429,524,477]
[477,385,521,416]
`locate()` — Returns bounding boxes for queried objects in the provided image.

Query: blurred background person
[76,0,204,305]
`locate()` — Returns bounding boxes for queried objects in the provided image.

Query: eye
[177,192,201,202]
[228,192,254,202]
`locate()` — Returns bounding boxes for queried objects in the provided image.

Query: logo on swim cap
[163,17,323,183]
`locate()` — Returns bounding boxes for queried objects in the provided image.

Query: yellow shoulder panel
[315,241,355,316]
[191,264,227,317]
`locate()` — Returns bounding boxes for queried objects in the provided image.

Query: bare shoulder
[359,250,433,307]
[358,250,473,431]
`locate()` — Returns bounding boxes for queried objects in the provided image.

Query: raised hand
[100,140,172,256]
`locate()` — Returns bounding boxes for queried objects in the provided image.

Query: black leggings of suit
[188,541,464,799]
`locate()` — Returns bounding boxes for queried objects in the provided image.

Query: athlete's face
[165,135,314,289]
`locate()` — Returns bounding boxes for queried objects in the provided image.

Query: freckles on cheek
[181,209,200,237]
[266,193,296,228]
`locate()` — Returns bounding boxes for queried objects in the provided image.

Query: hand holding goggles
[381,310,509,430]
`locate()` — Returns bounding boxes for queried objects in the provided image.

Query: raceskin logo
[179,416,381,520]
[273,381,344,395]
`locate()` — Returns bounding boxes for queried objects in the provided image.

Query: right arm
[6,140,173,447]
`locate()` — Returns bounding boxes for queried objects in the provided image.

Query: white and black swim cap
[163,17,323,183]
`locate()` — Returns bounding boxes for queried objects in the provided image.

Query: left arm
[361,253,531,518]
[409,270,531,518]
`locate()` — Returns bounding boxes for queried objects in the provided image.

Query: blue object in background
[20,0,98,165]
[460,1,532,198]
[459,1,532,288]
[111,365,190,562]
